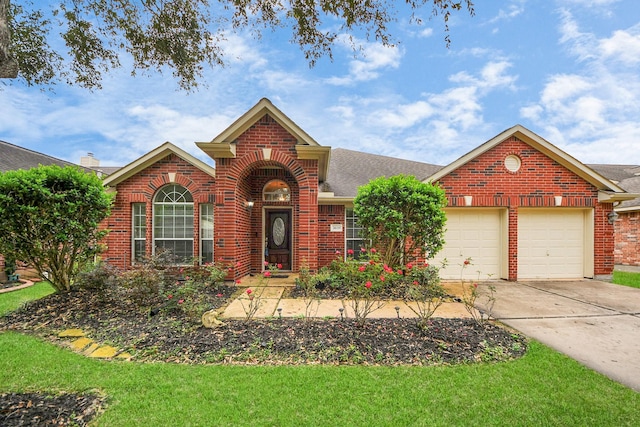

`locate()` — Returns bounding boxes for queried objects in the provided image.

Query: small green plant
[459,258,496,327]
[237,262,280,321]
[118,264,165,307]
[3,253,17,279]
[296,258,321,320]
[403,263,447,330]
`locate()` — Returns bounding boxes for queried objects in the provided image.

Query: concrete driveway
[480,280,640,392]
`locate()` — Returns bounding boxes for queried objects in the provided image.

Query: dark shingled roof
[0,140,79,173]
[588,164,640,209]
[323,148,444,197]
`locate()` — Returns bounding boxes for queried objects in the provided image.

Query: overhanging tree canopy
[354,174,447,267]
[0,0,474,90]
[0,165,114,292]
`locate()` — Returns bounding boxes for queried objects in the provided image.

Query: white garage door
[432,209,504,280]
[518,209,590,279]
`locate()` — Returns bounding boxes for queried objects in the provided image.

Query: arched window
[153,184,194,263]
[263,179,290,202]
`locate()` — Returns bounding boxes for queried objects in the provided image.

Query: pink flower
[216,293,223,298]
[264,261,269,266]
[246,288,252,295]
[370,248,377,254]
[235,279,242,285]
[277,263,283,269]
[335,250,341,255]
[347,249,354,255]
[397,269,403,275]
[178,299,184,304]
[167,294,173,299]
[358,265,366,272]
[380,275,385,282]
[179,268,184,273]
[360,247,366,253]
[413,281,419,286]
[365,281,372,289]
[406,262,413,269]
[473,283,478,288]
[264,271,271,277]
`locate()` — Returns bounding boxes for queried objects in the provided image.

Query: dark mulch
[0,285,527,424]
[1,392,104,427]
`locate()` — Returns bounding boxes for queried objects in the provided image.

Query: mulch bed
[1,392,104,427]
[0,284,527,425]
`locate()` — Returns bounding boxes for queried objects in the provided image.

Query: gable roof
[588,164,640,210]
[103,142,215,187]
[0,140,79,173]
[196,98,331,181]
[321,148,443,200]
[426,124,633,202]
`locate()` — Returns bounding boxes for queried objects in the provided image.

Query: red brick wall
[437,136,613,280]
[614,211,640,266]
[101,154,215,270]
[212,114,320,279]
[318,205,346,268]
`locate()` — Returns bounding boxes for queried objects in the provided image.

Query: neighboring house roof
[103,142,215,187]
[588,164,640,211]
[428,125,634,203]
[196,98,331,182]
[586,164,640,183]
[90,166,122,176]
[0,140,79,173]
[322,148,443,199]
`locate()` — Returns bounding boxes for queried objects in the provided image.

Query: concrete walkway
[480,280,640,392]
[221,283,471,320]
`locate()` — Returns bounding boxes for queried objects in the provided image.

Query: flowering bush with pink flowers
[323,248,446,325]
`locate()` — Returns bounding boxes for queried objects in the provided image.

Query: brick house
[101,98,636,281]
[588,165,640,267]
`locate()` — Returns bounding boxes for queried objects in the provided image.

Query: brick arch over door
[214,149,319,279]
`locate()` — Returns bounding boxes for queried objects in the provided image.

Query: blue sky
[2,0,639,169]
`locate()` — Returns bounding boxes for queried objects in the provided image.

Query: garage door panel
[518,209,586,279]
[433,209,503,280]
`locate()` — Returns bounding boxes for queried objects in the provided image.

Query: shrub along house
[101,98,636,281]
[0,141,88,283]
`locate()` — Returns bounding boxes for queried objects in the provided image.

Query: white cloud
[487,2,526,25]
[325,37,402,86]
[520,9,640,163]
[599,24,640,64]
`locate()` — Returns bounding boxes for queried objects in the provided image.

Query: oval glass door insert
[272,217,285,247]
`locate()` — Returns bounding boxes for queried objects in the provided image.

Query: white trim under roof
[103,142,215,187]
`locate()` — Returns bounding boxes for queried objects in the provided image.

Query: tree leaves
[0,165,114,291]
[353,174,447,266]
[4,0,474,90]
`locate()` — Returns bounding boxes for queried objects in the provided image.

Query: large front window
[153,185,194,263]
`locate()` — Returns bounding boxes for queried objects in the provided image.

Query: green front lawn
[1,282,639,426]
[0,281,55,316]
[612,270,640,289]
[1,333,638,426]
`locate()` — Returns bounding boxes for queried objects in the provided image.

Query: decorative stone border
[0,279,35,294]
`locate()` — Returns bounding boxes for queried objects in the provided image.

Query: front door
[265,210,291,270]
